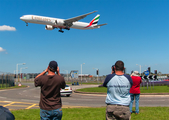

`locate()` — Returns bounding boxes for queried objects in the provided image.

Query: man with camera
[34,61,66,120]
[103,60,133,120]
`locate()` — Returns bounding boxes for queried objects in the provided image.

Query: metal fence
[0,74,15,88]
[64,76,106,84]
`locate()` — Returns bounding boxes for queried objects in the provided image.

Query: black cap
[49,61,58,70]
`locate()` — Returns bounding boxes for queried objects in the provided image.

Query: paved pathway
[0,83,169,110]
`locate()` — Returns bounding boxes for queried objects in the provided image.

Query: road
[0,83,169,110]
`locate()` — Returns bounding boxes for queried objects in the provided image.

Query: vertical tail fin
[84,14,100,28]
[89,14,100,26]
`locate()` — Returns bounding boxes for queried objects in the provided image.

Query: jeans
[129,94,140,114]
[40,108,62,120]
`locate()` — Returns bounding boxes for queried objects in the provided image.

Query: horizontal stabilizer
[94,23,107,28]
[96,23,107,27]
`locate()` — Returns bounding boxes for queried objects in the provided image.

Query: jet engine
[45,25,54,30]
[55,20,64,26]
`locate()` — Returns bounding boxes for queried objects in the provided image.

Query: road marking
[0,90,7,92]
[3,102,15,107]
[74,93,106,97]
[0,97,7,99]
[21,99,39,102]
[141,99,167,101]
[4,101,12,102]
[34,96,40,98]
[23,90,27,92]
[25,104,37,109]
[141,95,169,97]
[0,101,39,110]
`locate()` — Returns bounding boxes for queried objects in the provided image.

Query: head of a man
[115,60,124,72]
[132,71,139,76]
[49,61,58,73]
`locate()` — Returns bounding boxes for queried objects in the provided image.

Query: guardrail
[0,74,15,88]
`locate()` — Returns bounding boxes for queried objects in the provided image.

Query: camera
[112,65,115,74]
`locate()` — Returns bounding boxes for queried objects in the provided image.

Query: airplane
[20,11,107,33]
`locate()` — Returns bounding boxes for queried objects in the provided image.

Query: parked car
[60,85,72,97]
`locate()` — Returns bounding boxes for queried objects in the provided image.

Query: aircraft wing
[64,11,97,25]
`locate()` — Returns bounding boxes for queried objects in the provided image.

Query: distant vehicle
[60,85,72,97]
[20,11,107,33]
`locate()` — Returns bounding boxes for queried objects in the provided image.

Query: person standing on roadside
[98,65,115,87]
[103,60,133,120]
[34,61,66,120]
[129,71,142,114]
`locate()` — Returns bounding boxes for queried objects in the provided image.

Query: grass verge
[0,85,27,89]
[11,107,169,120]
[76,86,169,93]
[66,82,102,85]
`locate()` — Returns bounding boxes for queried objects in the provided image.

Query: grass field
[76,86,169,93]
[11,107,169,120]
[0,85,26,89]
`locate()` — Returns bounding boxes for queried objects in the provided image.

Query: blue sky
[0,0,169,76]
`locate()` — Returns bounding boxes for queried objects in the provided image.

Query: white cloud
[0,25,16,31]
[0,47,5,52]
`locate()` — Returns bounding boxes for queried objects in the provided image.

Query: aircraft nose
[20,17,24,20]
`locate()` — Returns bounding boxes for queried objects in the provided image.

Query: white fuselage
[20,15,98,30]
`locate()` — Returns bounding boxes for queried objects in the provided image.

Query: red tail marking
[84,19,95,28]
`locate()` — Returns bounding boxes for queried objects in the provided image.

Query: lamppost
[14,70,16,76]
[136,64,141,75]
[20,67,28,83]
[93,68,99,84]
[16,63,26,83]
[63,70,68,81]
[81,63,85,85]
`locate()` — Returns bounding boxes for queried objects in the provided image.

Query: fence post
[2,74,4,88]
[5,74,7,88]
[0,75,2,88]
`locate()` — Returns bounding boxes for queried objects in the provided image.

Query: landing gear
[26,23,28,26]
[59,29,64,33]
[65,27,70,30]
